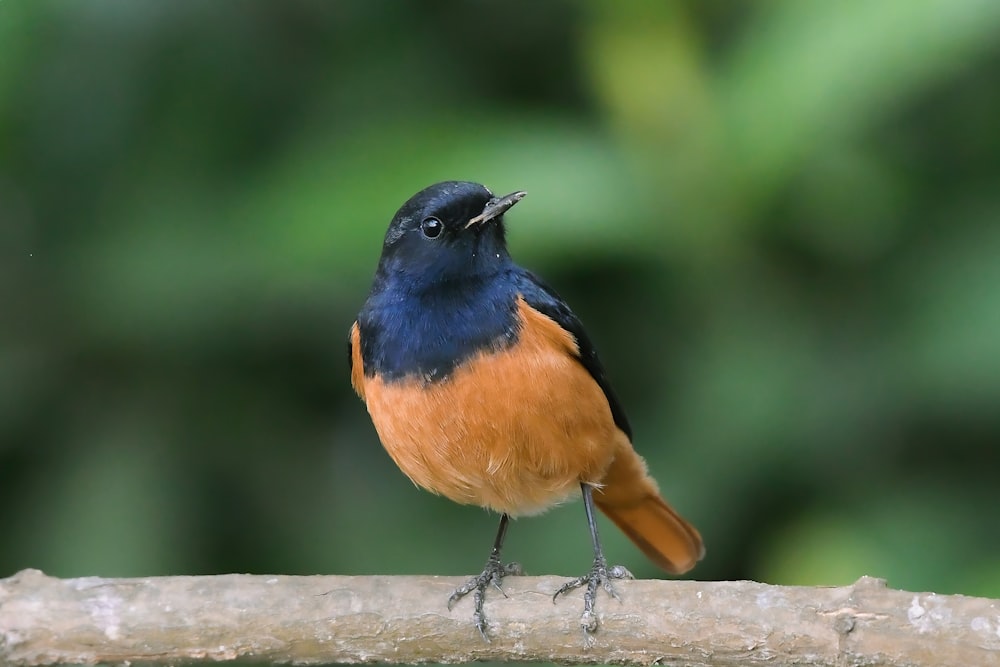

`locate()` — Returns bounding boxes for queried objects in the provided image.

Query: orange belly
[357,299,622,516]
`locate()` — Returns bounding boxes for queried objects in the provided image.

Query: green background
[2,0,999,600]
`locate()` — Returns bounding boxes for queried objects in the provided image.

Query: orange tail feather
[593,437,704,574]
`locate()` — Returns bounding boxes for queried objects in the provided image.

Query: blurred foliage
[1,0,999,604]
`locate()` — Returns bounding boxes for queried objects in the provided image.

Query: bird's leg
[448,513,523,641]
[553,483,634,638]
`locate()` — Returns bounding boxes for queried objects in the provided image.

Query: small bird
[349,181,703,638]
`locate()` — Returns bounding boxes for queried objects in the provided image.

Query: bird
[348,181,704,639]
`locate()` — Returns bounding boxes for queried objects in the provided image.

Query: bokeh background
[2,0,999,601]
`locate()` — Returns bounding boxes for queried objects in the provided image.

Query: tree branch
[1,569,998,666]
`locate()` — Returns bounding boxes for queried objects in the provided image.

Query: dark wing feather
[514,269,633,440]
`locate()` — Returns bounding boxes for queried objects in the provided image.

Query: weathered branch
[1,569,998,666]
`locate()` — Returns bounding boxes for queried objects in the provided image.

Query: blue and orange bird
[349,182,704,638]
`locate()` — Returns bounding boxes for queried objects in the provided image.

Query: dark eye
[420,216,443,239]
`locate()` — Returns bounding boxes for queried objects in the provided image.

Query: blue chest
[357,275,521,383]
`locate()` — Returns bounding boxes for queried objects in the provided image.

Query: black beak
[465,190,527,228]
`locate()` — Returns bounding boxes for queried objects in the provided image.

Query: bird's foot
[553,556,633,639]
[448,554,524,641]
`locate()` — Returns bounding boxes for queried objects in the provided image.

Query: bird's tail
[593,438,704,574]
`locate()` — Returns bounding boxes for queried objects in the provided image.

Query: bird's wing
[515,270,633,440]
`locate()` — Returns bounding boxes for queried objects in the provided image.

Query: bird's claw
[448,555,523,640]
[553,557,633,637]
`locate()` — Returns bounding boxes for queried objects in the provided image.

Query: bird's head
[375,181,526,288]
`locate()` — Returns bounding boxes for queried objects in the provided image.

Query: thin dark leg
[553,483,633,637]
[582,482,605,561]
[448,513,523,640]
[490,512,511,560]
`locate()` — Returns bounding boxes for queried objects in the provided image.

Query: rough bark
[1,569,998,666]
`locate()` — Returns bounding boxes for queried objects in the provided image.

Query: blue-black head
[374,181,526,290]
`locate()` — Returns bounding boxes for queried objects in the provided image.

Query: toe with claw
[448,554,523,640]
[553,557,634,637]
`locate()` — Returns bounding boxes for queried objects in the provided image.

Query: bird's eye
[420,217,443,239]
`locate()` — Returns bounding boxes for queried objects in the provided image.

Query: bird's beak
[465,191,527,229]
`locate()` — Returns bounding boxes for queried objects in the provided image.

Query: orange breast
[353,298,621,516]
